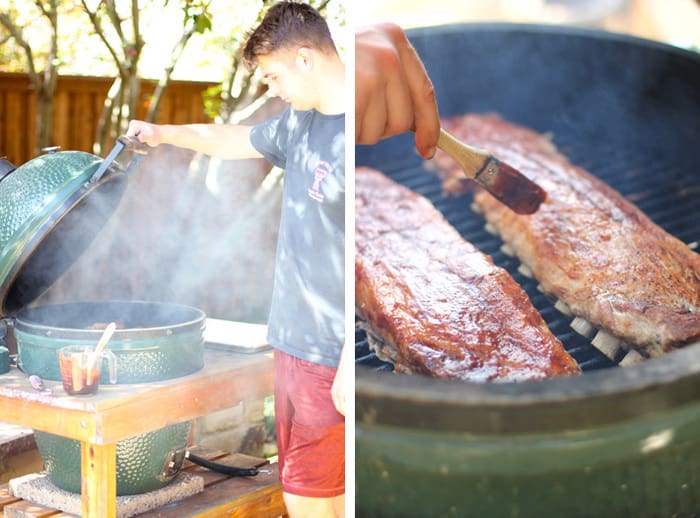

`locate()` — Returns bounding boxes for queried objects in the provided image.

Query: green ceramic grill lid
[0,151,127,315]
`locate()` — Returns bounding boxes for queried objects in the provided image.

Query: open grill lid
[0,150,128,315]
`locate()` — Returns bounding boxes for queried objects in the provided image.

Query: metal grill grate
[355,144,700,374]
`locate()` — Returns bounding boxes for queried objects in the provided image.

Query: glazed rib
[434,113,700,356]
[355,167,580,381]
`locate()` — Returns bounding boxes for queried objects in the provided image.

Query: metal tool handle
[117,135,150,155]
[117,135,150,177]
[90,135,150,183]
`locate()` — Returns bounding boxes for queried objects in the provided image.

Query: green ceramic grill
[15,301,205,384]
[35,423,193,495]
[354,24,700,517]
[0,144,207,495]
[17,300,205,495]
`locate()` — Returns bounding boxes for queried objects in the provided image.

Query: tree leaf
[193,13,212,34]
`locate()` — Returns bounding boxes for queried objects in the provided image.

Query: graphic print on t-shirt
[308,160,332,203]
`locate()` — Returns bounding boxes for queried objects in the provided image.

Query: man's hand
[331,343,351,416]
[355,23,440,159]
[126,120,166,147]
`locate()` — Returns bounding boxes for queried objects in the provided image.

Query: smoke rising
[35,142,282,324]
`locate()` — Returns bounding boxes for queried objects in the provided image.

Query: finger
[356,82,389,145]
[388,27,440,158]
[382,68,413,138]
[356,29,414,144]
[401,49,439,157]
[355,49,390,144]
[125,120,140,138]
[355,31,388,144]
[355,87,368,141]
[375,36,414,138]
[126,120,152,144]
[354,62,373,141]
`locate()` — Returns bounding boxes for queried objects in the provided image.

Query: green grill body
[15,301,205,383]
[34,422,192,495]
[16,300,205,495]
[356,402,700,517]
[356,341,700,517]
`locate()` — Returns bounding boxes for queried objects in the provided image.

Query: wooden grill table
[0,347,274,517]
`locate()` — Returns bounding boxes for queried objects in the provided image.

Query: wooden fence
[0,72,216,165]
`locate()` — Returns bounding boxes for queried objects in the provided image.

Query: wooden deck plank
[135,463,283,518]
[2,451,285,518]
[0,483,21,508]
[2,498,64,517]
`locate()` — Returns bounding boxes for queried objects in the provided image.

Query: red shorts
[274,350,345,498]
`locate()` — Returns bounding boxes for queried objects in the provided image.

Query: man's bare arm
[126,121,263,160]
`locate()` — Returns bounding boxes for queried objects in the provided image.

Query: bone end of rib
[570,316,596,338]
[517,263,534,278]
[591,330,622,360]
[554,299,572,316]
[500,243,516,257]
[484,223,499,236]
[619,349,645,366]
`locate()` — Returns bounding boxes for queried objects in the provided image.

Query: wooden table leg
[81,441,117,518]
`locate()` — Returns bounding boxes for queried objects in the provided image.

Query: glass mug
[58,345,118,395]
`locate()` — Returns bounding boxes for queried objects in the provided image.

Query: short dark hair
[242,1,336,69]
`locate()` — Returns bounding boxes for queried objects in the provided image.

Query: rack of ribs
[355,167,580,382]
[433,113,700,360]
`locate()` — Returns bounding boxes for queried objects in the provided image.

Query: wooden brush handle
[436,128,490,179]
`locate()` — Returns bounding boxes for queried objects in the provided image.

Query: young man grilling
[126,2,347,516]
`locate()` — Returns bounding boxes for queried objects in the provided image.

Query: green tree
[146,0,213,122]
[79,0,143,153]
[80,0,215,153]
[1,0,346,155]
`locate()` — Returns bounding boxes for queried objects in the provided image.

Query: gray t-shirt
[250,107,345,367]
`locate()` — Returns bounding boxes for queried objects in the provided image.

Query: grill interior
[355,135,700,374]
[354,25,700,376]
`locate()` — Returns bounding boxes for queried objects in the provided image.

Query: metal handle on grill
[118,135,150,155]
[90,135,150,183]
